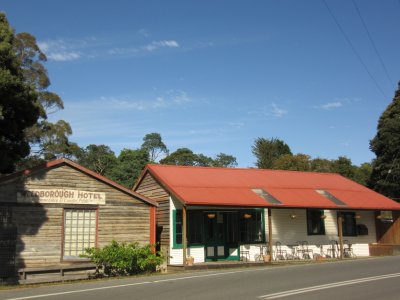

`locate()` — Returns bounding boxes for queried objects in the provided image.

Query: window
[341,212,357,236]
[307,209,325,235]
[187,211,203,245]
[174,210,204,247]
[64,209,97,259]
[174,210,182,246]
[239,210,264,243]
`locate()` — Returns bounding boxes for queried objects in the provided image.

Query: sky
[2,0,400,167]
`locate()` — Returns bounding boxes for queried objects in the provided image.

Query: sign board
[17,189,106,205]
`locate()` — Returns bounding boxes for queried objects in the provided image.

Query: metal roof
[142,164,400,210]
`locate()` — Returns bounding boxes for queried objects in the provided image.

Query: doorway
[204,212,239,261]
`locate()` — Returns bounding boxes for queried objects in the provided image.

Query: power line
[352,0,396,89]
[322,0,388,100]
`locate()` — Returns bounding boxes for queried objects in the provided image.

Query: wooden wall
[0,164,151,273]
[376,211,400,245]
[134,172,170,252]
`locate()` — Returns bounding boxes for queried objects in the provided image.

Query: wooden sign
[17,189,106,205]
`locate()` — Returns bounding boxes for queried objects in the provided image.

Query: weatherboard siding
[134,172,171,258]
[0,164,152,271]
[265,209,376,258]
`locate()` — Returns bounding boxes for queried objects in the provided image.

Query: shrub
[82,240,164,276]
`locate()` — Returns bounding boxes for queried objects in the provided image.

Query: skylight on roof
[316,189,347,206]
[252,188,282,205]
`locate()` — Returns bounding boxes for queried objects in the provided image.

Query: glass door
[204,212,239,261]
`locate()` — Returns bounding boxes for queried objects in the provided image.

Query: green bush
[82,240,164,276]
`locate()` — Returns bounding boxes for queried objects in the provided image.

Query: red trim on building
[150,206,156,251]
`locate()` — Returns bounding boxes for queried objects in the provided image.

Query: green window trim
[172,209,181,249]
[172,208,266,249]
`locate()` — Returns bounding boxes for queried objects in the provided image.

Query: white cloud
[143,40,180,51]
[47,52,81,61]
[38,39,82,62]
[320,102,343,110]
[98,90,191,111]
[138,28,150,38]
[271,103,287,117]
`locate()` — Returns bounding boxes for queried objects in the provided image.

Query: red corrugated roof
[144,164,400,210]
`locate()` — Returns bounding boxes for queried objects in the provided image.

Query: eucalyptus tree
[0,13,40,173]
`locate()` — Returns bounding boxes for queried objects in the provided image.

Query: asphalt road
[1,256,400,300]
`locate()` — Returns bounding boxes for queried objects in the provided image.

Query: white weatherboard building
[134,164,400,266]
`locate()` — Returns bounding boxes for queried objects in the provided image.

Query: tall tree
[160,148,200,166]
[370,83,400,200]
[108,148,149,188]
[331,156,356,179]
[252,137,292,169]
[76,145,117,176]
[0,13,40,173]
[212,153,238,168]
[140,132,168,162]
[273,153,312,171]
[13,30,78,168]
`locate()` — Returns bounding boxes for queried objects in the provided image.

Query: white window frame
[63,208,97,260]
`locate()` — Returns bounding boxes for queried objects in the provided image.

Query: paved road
[1,256,400,300]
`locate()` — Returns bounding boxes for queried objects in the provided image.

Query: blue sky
[2,0,400,167]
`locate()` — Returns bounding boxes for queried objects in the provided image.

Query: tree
[353,162,372,187]
[13,29,78,168]
[331,156,356,179]
[0,13,40,173]
[160,148,238,168]
[108,148,149,188]
[273,153,312,171]
[252,137,292,169]
[212,153,238,168]
[370,83,400,200]
[140,133,168,162]
[310,158,333,173]
[160,148,200,166]
[76,145,117,176]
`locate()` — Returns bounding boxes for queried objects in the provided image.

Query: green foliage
[370,84,400,200]
[160,148,199,166]
[108,148,150,188]
[273,153,312,171]
[252,137,292,169]
[76,144,118,176]
[12,27,78,168]
[0,13,40,173]
[160,148,238,168]
[82,240,164,276]
[212,153,238,168]
[141,132,168,162]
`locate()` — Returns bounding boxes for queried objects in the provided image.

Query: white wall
[265,209,376,259]
[168,204,377,265]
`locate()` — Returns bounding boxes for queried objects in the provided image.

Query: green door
[204,212,239,261]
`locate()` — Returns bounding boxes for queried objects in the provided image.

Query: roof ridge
[147,164,342,176]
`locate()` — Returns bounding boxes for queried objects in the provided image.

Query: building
[133,164,400,266]
[0,159,157,282]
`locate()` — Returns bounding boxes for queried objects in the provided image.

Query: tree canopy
[369,83,400,200]
[76,144,117,176]
[252,137,292,169]
[108,148,149,188]
[140,132,168,162]
[0,13,40,173]
[13,29,78,169]
[251,136,372,186]
[159,148,238,168]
